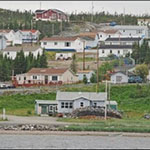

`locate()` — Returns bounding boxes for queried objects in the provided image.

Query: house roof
[21,29,39,33]
[113,25,148,30]
[79,36,95,41]
[41,36,79,42]
[0,35,7,40]
[99,45,132,49]
[105,37,141,41]
[77,70,94,74]
[106,101,117,105]
[56,91,107,101]
[35,9,46,13]
[3,46,41,52]
[0,29,12,33]
[98,29,119,34]
[110,71,128,76]
[79,32,98,39]
[27,68,68,75]
[35,100,57,105]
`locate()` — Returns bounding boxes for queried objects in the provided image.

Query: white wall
[41,38,84,52]
[111,72,128,84]
[99,48,132,57]
[0,37,7,50]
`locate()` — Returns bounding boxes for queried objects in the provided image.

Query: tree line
[0,50,47,82]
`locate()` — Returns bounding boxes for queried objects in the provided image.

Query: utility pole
[104,80,107,120]
[96,42,99,93]
[83,40,86,70]
[91,1,94,22]
[108,82,111,109]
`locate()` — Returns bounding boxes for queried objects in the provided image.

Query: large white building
[112,25,149,38]
[40,36,86,52]
[2,46,43,60]
[0,35,7,50]
[99,37,142,57]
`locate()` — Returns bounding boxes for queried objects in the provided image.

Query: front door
[45,75,48,84]
[41,105,48,114]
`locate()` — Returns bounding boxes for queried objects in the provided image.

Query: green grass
[0,93,56,116]
[58,118,150,133]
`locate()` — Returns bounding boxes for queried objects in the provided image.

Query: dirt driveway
[0,115,73,126]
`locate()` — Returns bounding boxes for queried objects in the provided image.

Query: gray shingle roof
[99,45,132,49]
[56,91,107,101]
[105,37,141,41]
[35,100,57,105]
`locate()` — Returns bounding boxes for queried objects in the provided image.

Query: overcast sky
[0,1,150,16]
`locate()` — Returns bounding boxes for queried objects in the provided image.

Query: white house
[35,91,118,115]
[40,36,86,52]
[0,35,7,50]
[77,70,94,83]
[110,71,129,84]
[20,29,41,43]
[13,30,23,45]
[112,25,149,38]
[57,92,107,114]
[99,37,142,57]
[13,68,79,86]
[2,46,43,60]
[0,29,15,46]
[97,29,121,42]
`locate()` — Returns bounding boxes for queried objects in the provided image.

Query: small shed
[106,101,118,110]
[110,71,128,84]
[35,100,58,115]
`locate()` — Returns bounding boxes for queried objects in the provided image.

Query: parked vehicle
[0,83,16,89]
[128,76,143,83]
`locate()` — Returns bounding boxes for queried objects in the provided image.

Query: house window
[102,50,105,53]
[110,42,112,45]
[52,76,58,81]
[118,50,120,54]
[69,102,73,108]
[65,102,68,108]
[80,102,84,107]
[100,35,102,37]
[43,42,47,45]
[93,102,97,108]
[108,35,111,38]
[24,77,26,80]
[116,76,122,82]
[110,50,112,54]
[19,77,21,80]
[33,76,37,79]
[49,105,53,110]
[54,42,57,45]
[7,52,9,55]
[65,42,71,47]
[123,30,125,32]
[61,102,64,108]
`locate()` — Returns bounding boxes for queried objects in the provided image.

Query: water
[0,134,150,149]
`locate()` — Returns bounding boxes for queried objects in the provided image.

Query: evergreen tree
[70,54,77,73]
[83,74,88,84]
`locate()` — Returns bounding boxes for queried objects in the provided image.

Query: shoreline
[0,130,150,137]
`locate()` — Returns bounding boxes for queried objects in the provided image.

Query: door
[41,105,48,114]
[45,75,48,84]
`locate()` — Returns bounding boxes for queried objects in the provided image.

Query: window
[102,50,105,54]
[65,42,71,47]
[24,77,26,80]
[52,76,58,81]
[43,42,47,45]
[49,105,53,110]
[123,30,125,32]
[28,80,31,83]
[108,35,111,38]
[116,76,122,82]
[100,35,102,37]
[110,42,112,45]
[7,52,9,55]
[69,103,73,108]
[19,77,21,80]
[110,50,112,54]
[54,42,57,45]
[93,102,97,108]
[80,102,84,107]
[61,102,64,108]
[118,50,120,54]
[65,102,68,108]
[33,76,37,79]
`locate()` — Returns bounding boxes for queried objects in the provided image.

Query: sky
[0,1,150,16]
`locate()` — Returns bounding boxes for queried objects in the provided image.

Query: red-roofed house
[12,68,79,87]
[20,30,41,43]
[34,9,69,22]
[40,36,85,52]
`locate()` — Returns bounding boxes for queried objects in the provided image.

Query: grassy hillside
[0,84,150,118]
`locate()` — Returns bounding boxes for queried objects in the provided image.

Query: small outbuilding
[110,71,128,84]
